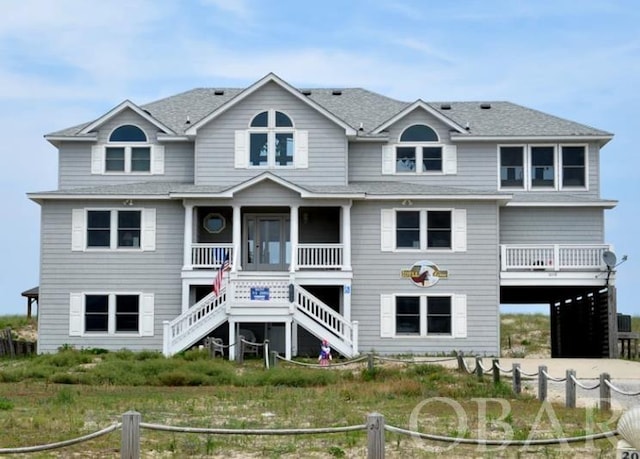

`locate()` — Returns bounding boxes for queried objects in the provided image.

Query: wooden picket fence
[0,328,37,358]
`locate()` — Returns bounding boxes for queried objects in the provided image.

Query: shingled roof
[47,81,612,139]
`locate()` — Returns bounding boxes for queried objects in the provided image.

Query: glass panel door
[244,215,290,271]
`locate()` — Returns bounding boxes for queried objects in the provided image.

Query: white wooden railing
[191,244,234,268]
[162,290,227,356]
[294,285,356,352]
[501,244,611,271]
[231,279,291,303]
[297,244,343,269]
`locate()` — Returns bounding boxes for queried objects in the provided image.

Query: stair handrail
[165,289,227,354]
[294,285,353,344]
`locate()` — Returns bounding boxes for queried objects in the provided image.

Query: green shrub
[0,397,14,410]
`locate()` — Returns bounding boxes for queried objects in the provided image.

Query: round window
[203,213,226,234]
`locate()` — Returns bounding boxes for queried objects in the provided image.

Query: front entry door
[245,215,290,271]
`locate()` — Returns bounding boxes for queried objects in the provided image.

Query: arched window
[105,124,151,173]
[395,124,442,173]
[249,110,295,167]
[109,125,147,142]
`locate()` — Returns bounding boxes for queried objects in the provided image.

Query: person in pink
[318,339,332,367]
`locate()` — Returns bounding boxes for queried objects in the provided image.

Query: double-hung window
[70,292,154,336]
[250,110,294,167]
[73,208,155,251]
[381,295,460,337]
[91,124,164,175]
[389,209,462,251]
[499,144,587,190]
[396,124,442,173]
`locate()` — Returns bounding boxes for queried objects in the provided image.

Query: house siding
[350,200,500,355]
[194,82,347,187]
[500,207,604,244]
[37,199,184,353]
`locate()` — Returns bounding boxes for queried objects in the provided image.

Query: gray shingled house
[29,73,618,358]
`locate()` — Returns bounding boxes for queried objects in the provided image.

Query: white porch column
[285,320,292,360]
[342,203,352,270]
[183,203,194,269]
[181,279,190,314]
[232,205,241,272]
[289,205,299,273]
[343,283,352,322]
[228,320,236,360]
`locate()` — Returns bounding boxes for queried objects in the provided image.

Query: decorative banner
[401,260,449,288]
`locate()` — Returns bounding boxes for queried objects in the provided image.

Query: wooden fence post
[475,357,483,381]
[513,363,521,394]
[566,369,576,408]
[237,334,244,364]
[367,412,385,459]
[263,340,270,369]
[368,353,375,372]
[538,365,547,402]
[456,352,464,372]
[492,359,500,385]
[270,351,278,368]
[121,411,141,459]
[600,373,611,412]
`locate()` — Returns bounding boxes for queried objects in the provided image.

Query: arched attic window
[395,124,442,172]
[248,110,295,166]
[105,124,151,172]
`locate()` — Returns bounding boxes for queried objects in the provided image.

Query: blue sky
[0,0,638,316]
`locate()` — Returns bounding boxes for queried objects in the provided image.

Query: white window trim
[72,208,156,252]
[497,144,588,191]
[69,292,154,337]
[380,293,466,338]
[238,109,308,169]
[383,143,457,175]
[380,208,467,252]
[91,144,164,175]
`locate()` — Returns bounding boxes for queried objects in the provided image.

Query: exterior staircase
[162,283,359,358]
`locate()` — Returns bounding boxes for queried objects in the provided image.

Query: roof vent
[302,90,312,96]
[331,90,342,96]
[143,109,152,116]
[214,90,225,96]
[465,122,470,131]
[480,103,491,109]
[440,103,451,110]
[185,116,191,125]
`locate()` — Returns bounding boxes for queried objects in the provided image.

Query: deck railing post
[121,411,141,459]
[566,369,576,408]
[367,412,385,459]
[513,363,521,394]
[538,365,548,402]
[600,373,611,412]
[492,359,500,385]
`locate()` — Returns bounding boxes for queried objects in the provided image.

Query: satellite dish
[602,250,617,268]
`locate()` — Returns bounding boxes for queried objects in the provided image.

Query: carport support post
[367,412,385,459]
[121,411,141,459]
[475,357,483,381]
[512,363,521,394]
[538,365,547,402]
[492,359,500,385]
[566,369,576,408]
[600,373,611,412]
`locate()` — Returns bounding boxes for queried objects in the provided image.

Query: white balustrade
[191,244,233,268]
[297,244,343,269]
[501,244,610,271]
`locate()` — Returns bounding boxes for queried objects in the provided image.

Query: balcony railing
[501,244,611,271]
[191,244,234,268]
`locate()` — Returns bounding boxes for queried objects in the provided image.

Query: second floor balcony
[500,244,612,272]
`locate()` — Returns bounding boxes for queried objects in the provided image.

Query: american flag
[212,251,231,297]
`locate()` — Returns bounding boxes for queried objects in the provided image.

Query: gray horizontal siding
[195,81,347,187]
[58,109,194,189]
[37,199,184,353]
[350,200,500,355]
[500,207,604,244]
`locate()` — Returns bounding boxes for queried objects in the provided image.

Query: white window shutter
[453,294,467,338]
[140,293,155,336]
[142,208,156,251]
[380,294,395,337]
[91,145,104,174]
[152,145,165,175]
[443,144,457,174]
[69,293,83,336]
[234,130,247,168]
[382,145,395,174]
[453,208,467,252]
[71,209,86,251]
[294,130,309,168]
[380,209,395,251]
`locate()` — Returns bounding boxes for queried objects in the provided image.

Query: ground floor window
[380,293,466,338]
[69,292,154,336]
